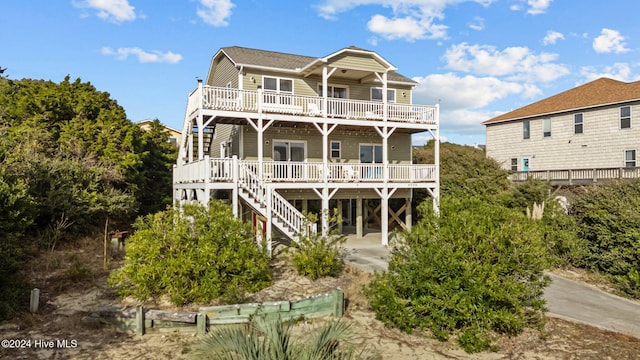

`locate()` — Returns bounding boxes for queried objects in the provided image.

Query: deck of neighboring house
[510,166,640,185]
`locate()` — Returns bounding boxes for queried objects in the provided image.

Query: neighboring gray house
[484,78,640,182]
[173,46,440,253]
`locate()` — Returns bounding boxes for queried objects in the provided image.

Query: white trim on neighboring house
[620,105,632,129]
[624,149,637,167]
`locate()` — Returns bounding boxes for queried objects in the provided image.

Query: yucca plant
[191,316,371,360]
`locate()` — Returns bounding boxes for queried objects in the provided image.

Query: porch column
[197,79,204,160]
[231,156,239,217]
[405,197,412,231]
[266,184,273,257]
[356,197,363,238]
[257,114,264,179]
[433,104,440,216]
[321,188,329,236]
[302,199,308,214]
[380,189,389,246]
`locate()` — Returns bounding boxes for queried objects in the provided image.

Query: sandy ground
[1,239,640,359]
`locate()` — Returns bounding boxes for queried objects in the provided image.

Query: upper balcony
[187,85,438,126]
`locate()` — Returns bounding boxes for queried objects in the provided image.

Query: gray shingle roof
[219,46,416,84]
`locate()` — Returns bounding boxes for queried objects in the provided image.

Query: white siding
[486,103,640,171]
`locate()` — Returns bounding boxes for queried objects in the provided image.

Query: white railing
[176,159,437,184]
[187,85,437,125]
[510,167,640,184]
[173,158,208,183]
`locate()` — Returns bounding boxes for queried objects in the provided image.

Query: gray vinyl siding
[210,124,234,157]
[486,102,640,171]
[240,126,412,163]
[238,72,413,103]
[328,53,388,73]
[207,56,238,87]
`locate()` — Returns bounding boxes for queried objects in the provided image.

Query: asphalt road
[344,235,640,339]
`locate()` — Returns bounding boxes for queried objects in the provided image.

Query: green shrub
[292,232,346,280]
[109,201,272,305]
[365,197,550,353]
[570,180,640,298]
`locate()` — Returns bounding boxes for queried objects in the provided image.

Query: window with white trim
[523,120,530,139]
[574,113,583,134]
[625,149,636,167]
[621,106,631,129]
[330,141,341,159]
[263,76,292,93]
[543,118,551,137]
[511,158,518,172]
[371,88,395,102]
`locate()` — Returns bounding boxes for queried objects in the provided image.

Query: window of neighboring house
[330,141,341,159]
[621,106,631,129]
[511,158,518,172]
[543,118,551,137]
[371,88,396,102]
[574,113,583,134]
[168,137,178,146]
[523,120,530,139]
[625,149,636,167]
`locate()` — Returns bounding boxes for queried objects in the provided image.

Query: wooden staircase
[237,162,316,242]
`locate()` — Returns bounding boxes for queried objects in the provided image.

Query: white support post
[381,188,389,246]
[356,197,363,238]
[266,184,273,257]
[321,187,329,236]
[196,80,204,160]
[232,155,239,217]
[433,104,440,217]
[257,115,264,179]
[405,197,412,231]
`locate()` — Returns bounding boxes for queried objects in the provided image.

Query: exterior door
[319,85,348,116]
[522,157,530,172]
[360,144,383,179]
[273,141,305,179]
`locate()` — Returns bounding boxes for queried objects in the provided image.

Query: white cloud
[197,0,235,27]
[73,0,136,23]
[316,0,497,41]
[526,0,553,15]
[367,12,447,41]
[442,42,569,82]
[101,47,183,64]
[543,30,564,45]
[509,0,553,15]
[468,17,484,31]
[580,63,640,83]
[593,28,629,54]
[412,73,528,110]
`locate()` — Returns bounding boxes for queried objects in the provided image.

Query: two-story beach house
[173,46,440,253]
[484,78,640,184]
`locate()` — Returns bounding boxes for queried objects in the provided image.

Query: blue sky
[1,1,638,145]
